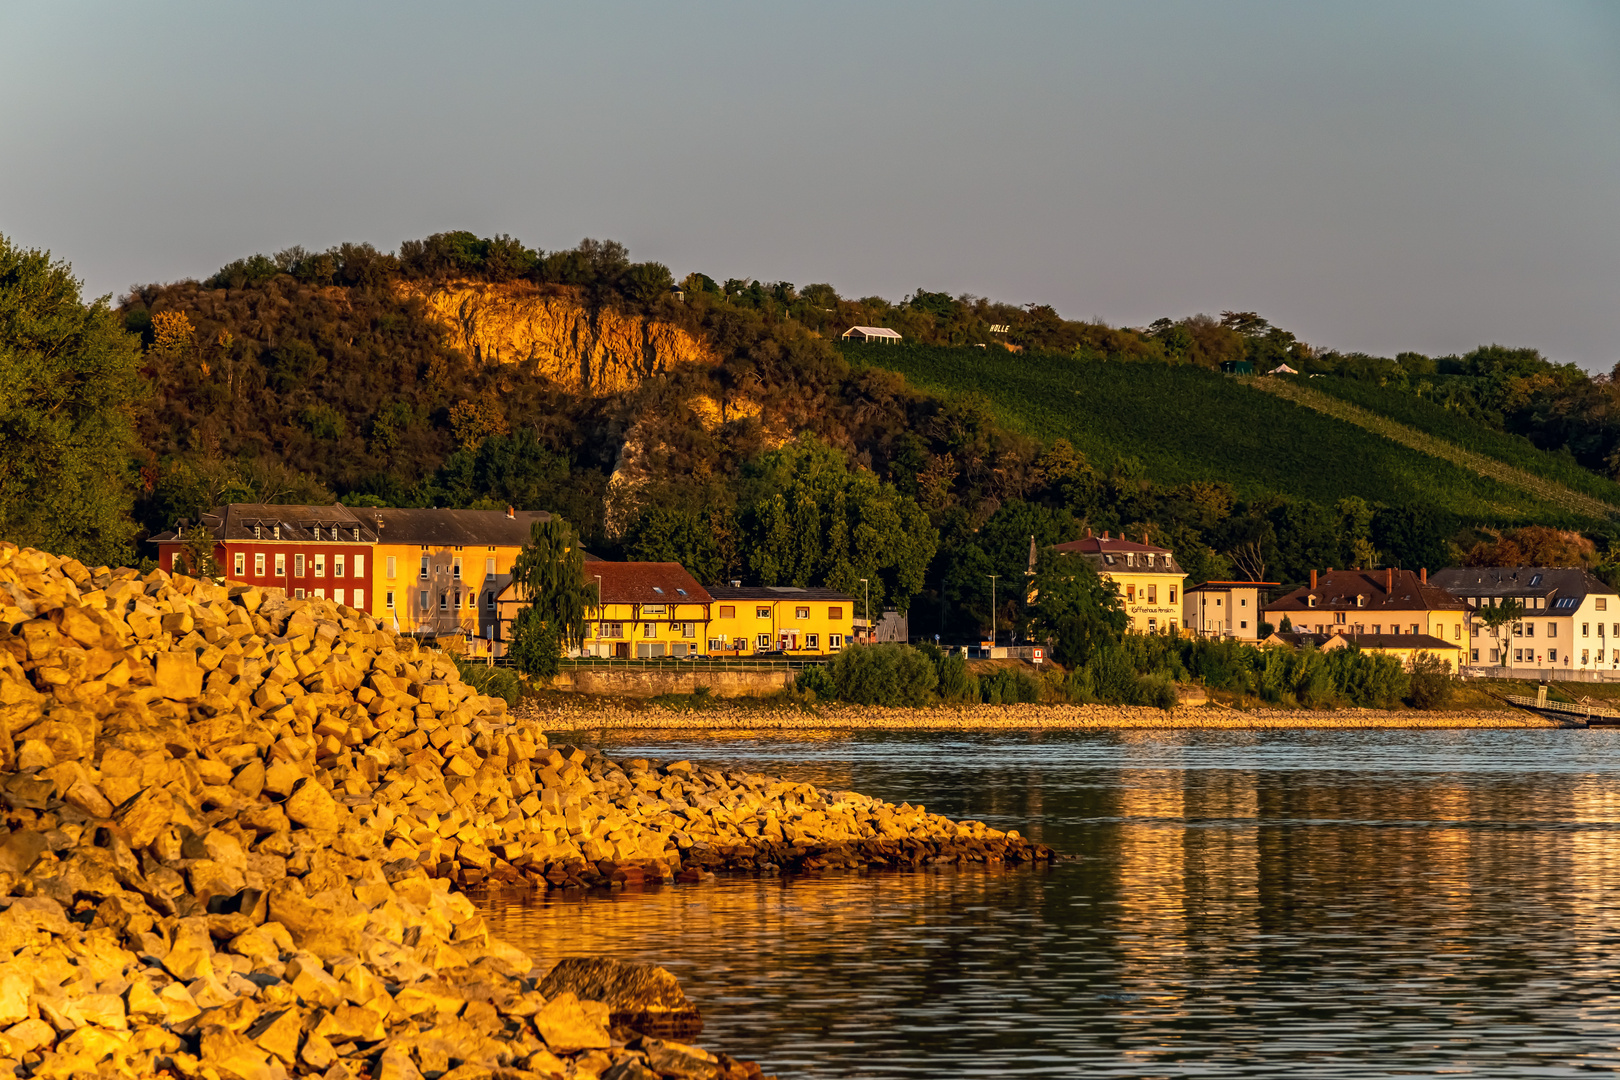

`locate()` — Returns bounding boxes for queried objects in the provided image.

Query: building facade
[528,562,713,659]
[1046,531,1187,634]
[1183,581,1277,640]
[705,585,855,655]
[1262,629,1466,670]
[1264,568,1472,653]
[1430,566,1620,670]
[367,507,562,655]
[152,504,378,610]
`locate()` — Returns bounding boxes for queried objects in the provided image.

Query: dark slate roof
[151,504,377,544]
[706,585,854,602]
[1429,566,1615,607]
[1186,580,1279,591]
[368,508,554,548]
[590,563,712,604]
[1266,569,1470,615]
[1046,534,1185,576]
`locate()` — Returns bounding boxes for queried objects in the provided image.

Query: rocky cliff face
[400,281,715,394]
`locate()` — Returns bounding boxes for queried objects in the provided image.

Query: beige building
[1262,629,1466,671]
[1430,566,1620,671]
[1264,568,1472,652]
[1046,530,1187,634]
[1183,581,1277,640]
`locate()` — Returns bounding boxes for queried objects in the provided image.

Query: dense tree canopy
[0,234,144,565]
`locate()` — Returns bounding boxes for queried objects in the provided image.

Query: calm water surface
[479,728,1620,1078]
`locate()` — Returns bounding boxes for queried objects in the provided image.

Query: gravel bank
[522,701,1559,731]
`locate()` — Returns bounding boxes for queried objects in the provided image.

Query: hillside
[841,343,1609,527]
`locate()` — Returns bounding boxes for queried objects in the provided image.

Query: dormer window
[1308,595,1318,608]
[352,527,360,541]
[254,524,262,540]
[1356,595,1366,608]
[273,525,281,540]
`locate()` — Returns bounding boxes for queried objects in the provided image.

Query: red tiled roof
[588,563,712,604]
[1266,569,1470,614]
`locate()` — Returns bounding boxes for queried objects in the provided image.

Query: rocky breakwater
[0,543,1051,1079]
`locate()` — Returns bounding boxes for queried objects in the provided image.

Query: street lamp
[859,578,869,643]
[988,574,998,648]
[593,574,603,658]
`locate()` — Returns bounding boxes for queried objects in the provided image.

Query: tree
[0,233,145,566]
[1476,598,1524,670]
[507,517,596,678]
[176,524,223,581]
[1028,549,1128,667]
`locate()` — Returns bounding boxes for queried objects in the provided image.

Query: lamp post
[988,574,998,648]
[859,578,869,643]
[593,574,603,658]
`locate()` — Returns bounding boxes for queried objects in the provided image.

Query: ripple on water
[480,727,1620,1079]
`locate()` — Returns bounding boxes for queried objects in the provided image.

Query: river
[479,728,1620,1078]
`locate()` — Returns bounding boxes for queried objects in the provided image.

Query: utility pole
[988,574,998,648]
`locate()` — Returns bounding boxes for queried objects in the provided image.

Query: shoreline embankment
[0,545,1049,1079]
[520,700,1562,732]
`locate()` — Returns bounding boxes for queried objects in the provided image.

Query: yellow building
[548,562,713,658]
[1183,580,1278,640]
[1046,531,1187,634]
[366,507,557,655]
[1264,568,1471,652]
[705,585,856,656]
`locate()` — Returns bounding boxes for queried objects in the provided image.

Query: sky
[3,1,1617,368]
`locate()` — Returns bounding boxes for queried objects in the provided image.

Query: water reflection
[483,729,1620,1077]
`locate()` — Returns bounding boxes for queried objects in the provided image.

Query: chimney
[506,506,515,519]
[1103,530,1110,541]
[1421,567,1427,585]
[1386,567,1394,592]
[1085,527,1092,539]
[1310,570,1318,590]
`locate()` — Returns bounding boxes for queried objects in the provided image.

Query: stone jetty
[0,544,1051,1079]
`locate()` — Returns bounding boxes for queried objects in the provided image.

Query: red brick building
[151,503,379,610]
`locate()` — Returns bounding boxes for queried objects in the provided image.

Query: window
[1172,587,1178,604]
[438,592,448,611]
[1471,649,1479,663]
[830,634,844,650]
[1409,623,1419,635]
[652,586,664,595]
[274,554,286,576]
[1356,595,1365,608]
[294,553,306,577]
[1238,596,1244,606]
[1334,612,1347,624]
[1147,585,1157,604]
[453,558,461,580]
[273,525,281,540]
[254,524,262,540]
[419,556,429,580]
[1239,620,1247,630]
[676,588,688,597]
[1126,585,1136,603]
[1584,623,1590,637]
[334,555,345,578]
[756,634,772,650]
[1372,625,1381,635]
[386,556,396,579]
[644,622,657,638]
[642,604,666,616]
[234,552,245,576]
[796,606,810,619]
[720,605,736,619]
[485,592,495,611]
[682,622,697,638]
[1308,595,1317,608]
[354,554,365,577]
[757,606,771,619]
[1601,598,1610,612]
[1525,623,1534,638]
[1457,625,1464,640]
[295,588,306,599]
[1215,598,1222,607]
[806,633,819,649]
[255,553,265,576]
[1515,649,1524,663]
[419,590,428,610]
[314,588,325,600]
[1549,648,1558,662]
[334,589,345,606]
[386,591,395,610]
[1583,649,1591,664]
[352,527,359,542]
[1530,573,1543,587]
[452,589,461,608]
[829,606,843,619]
[314,555,326,578]
[486,557,495,574]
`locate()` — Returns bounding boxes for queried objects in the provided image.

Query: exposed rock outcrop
[401,280,715,394]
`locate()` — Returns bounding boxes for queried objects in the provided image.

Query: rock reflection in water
[483,729,1620,1078]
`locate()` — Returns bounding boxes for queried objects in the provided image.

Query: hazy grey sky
[4,2,1617,367]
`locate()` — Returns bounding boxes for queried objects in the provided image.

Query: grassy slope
[843,343,1598,525]
[1305,376,1620,506]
